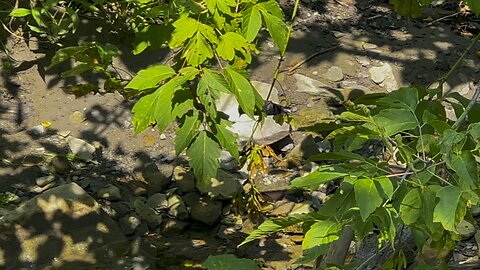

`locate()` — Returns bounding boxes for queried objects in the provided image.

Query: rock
[35,175,55,187]
[146,193,168,211]
[30,181,56,193]
[311,191,327,208]
[3,192,20,204]
[97,184,122,201]
[216,81,290,145]
[196,169,242,199]
[280,134,321,168]
[271,201,295,216]
[119,214,142,235]
[127,237,157,270]
[110,201,131,217]
[172,166,195,193]
[57,130,71,137]
[132,162,173,195]
[29,125,47,136]
[167,195,189,220]
[368,63,399,92]
[293,74,336,96]
[326,66,344,82]
[290,201,314,215]
[69,110,86,124]
[143,134,156,147]
[472,206,480,217]
[48,156,71,175]
[134,199,163,230]
[457,220,475,240]
[253,170,298,193]
[0,183,129,269]
[161,218,189,236]
[68,137,96,161]
[220,151,239,171]
[216,225,237,240]
[184,192,222,225]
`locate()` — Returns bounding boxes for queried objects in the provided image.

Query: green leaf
[439,129,465,155]
[133,24,174,55]
[169,17,198,48]
[210,117,239,160]
[447,152,479,189]
[203,254,260,270]
[372,109,418,136]
[61,63,95,77]
[217,32,250,61]
[125,65,176,91]
[183,31,214,67]
[433,186,464,232]
[242,6,262,42]
[258,8,289,55]
[132,68,199,133]
[289,165,348,191]
[374,176,393,200]
[47,44,90,70]
[203,68,230,93]
[309,151,366,162]
[389,0,423,18]
[378,87,419,110]
[187,131,221,188]
[295,246,329,265]
[400,188,422,225]
[355,178,383,221]
[339,111,371,122]
[175,110,201,154]
[224,68,259,119]
[9,8,31,17]
[240,214,314,246]
[466,0,480,15]
[303,220,341,249]
[422,185,441,233]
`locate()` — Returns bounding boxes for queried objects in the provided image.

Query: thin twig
[426,12,460,27]
[284,45,339,75]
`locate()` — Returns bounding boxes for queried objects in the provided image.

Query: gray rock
[0,183,129,269]
[184,192,222,225]
[311,191,327,209]
[368,63,399,92]
[167,195,189,220]
[290,201,314,215]
[134,199,163,230]
[127,237,157,270]
[48,156,71,175]
[146,193,168,211]
[111,201,131,217]
[119,214,142,235]
[69,110,86,124]
[132,162,173,195]
[172,166,195,193]
[293,74,335,96]
[216,225,237,240]
[253,170,298,193]
[29,125,47,136]
[220,151,239,171]
[196,169,242,199]
[97,184,122,201]
[457,220,475,240]
[161,218,189,236]
[35,175,55,187]
[326,66,344,82]
[68,137,96,161]
[271,201,295,216]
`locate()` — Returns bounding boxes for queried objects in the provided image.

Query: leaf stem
[452,84,480,130]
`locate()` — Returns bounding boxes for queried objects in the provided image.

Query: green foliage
[203,254,260,270]
[390,0,480,18]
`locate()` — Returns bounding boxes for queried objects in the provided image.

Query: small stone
[368,63,398,92]
[29,125,47,136]
[48,156,70,175]
[271,201,295,216]
[146,193,168,211]
[36,175,56,187]
[312,71,318,76]
[143,134,156,147]
[161,218,189,236]
[134,199,163,229]
[172,166,195,193]
[311,191,327,209]
[69,111,86,124]
[132,162,173,195]
[293,74,334,96]
[97,184,122,201]
[57,130,71,137]
[196,169,242,199]
[167,195,189,220]
[4,192,20,204]
[290,235,304,243]
[326,66,344,82]
[290,201,314,215]
[457,220,475,240]
[119,214,142,235]
[472,206,480,217]
[216,225,237,240]
[68,137,96,161]
[159,134,167,140]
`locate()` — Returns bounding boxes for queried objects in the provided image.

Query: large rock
[132,162,173,195]
[293,74,336,96]
[67,137,96,161]
[0,183,129,269]
[184,192,222,225]
[368,63,399,92]
[216,81,290,145]
[196,169,242,199]
[134,198,163,230]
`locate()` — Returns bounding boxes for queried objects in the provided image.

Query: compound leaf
[126,65,176,91]
[187,131,221,188]
[355,178,383,221]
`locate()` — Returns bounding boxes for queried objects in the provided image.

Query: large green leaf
[433,186,464,232]
[210,117,239,160]
[466,0,480,15]
[241,5,262,42]
[216,32,250,61]
[355,178,383,221]
[289,165,348,191]
[447,152,478,189]
[400,188,422,225]
[389,0,423,18]
[240,214,314,246]
[303,220,341,249]
[224,68,258,118]
[131,68,199,133]
[258,8,288,55]
[378,87,419,110]
[372,109,418,136]
[9,8,31,17]
[125,65,176,91]
[374,176,393,200]
[175,110,201,154]
[133,24,174,55]
[439,129,465,155]
[183,31,214,67]
[169,17,198,48]
[187,131,221,188]
[203,254,260,270]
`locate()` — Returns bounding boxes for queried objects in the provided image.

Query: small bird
[264,100,291,116]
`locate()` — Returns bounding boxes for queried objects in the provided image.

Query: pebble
[326,66,344,82]
[457,220,475,240]
[172,166,195,193]
[29,125,47,136]
[67,137,96,161]
[119,214,142,235]
[184,192,222,225]
[167,195,189,220]
[368,63,399,92]
[143,134,156,147]
[146,193,168,211]
[159,134,167,140]
[96,184,122,201]
[69,111,86,124]
[57,130,71,137]
[48,156,70,175]
[289,201,314,215]
[271,201,295,216]
[36,175,56,187]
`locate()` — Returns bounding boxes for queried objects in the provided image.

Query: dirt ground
[2,0,480,269]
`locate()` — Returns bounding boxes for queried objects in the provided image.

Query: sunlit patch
[19,235,48,263]
[96,222,109,233]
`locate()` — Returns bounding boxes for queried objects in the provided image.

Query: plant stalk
[452,84,480,130]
